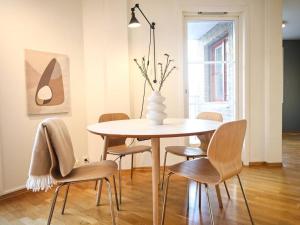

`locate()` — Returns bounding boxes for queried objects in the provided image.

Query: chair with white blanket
[26,118,119,225]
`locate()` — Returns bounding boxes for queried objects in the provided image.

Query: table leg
[96,136,109,206]
[151,138,160,225]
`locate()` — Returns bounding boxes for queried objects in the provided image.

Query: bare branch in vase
[133,53,176,92]
[134,58,155,91]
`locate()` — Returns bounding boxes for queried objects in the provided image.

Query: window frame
[209,34,228,102]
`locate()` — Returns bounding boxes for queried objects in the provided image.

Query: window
[209,35,228,102]
[186,20,236,144]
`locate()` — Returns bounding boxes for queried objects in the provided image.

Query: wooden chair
[161,112,230,208]
[98,113,151,205]
[161,120,254,225]
[42,119,119,225]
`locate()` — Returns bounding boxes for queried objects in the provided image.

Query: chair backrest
[207,120,247,181]
[196,112,223,122]
[196,112,223,150]
[42,118,75,179]
[98,113,130,147]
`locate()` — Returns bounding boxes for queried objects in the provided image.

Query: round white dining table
[87,118,220,225]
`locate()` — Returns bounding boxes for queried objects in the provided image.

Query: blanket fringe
[26,175,54,192]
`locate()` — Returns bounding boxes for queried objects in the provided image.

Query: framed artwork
[25,49,70,115]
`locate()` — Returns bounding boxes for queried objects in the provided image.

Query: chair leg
[186,179,190,214]
[96,179,103,206]
[131,154,134,181]
[95,154,102,190]
[223,181,231,199]
[161,151,168,190]
[215,184,223,208]
[112,175,119,211]
[61,184,70,215]
[105,178,116,225]
[204,184,215,225]
[185,156,191,215]
[47,184,64,225]
[118,156,123,204]
[161,173,172,225]
[237,174,255,225]
[198,183,201,211]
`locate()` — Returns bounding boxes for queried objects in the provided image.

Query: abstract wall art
[25,49,70,115]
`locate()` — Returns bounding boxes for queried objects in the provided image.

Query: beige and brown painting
[25,49,70,114]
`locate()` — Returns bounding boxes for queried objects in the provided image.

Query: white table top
[87,118,220,138]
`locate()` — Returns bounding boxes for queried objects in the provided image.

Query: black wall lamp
[128,3,157,83]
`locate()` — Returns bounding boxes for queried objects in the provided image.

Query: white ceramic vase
[146,91,167,125]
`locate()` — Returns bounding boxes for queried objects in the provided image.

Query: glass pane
[187,20,236,144]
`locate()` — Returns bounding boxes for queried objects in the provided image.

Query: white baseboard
[0,185,26,196]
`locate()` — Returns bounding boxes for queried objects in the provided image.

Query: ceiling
[283,0,300,40]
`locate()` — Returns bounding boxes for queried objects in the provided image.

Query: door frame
[182,12,250,165]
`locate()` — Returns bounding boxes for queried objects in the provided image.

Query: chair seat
[168,158,221,185]
[107,145,151,155]
[54,160,118,183]
[165,146,207,157]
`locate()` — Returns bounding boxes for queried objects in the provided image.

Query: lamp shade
[128,11,140,28]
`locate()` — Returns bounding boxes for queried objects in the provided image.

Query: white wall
[82,0,107,162]
[0,0,87,194]
[0,125,3,194]
[263,0,283,163]
[82,0,131,164]
[0,85,3,193]
[128,0,283,165]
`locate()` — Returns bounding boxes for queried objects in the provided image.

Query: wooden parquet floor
[0,133,300,225]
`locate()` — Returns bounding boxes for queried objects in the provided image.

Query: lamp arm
[133,4,154,28]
